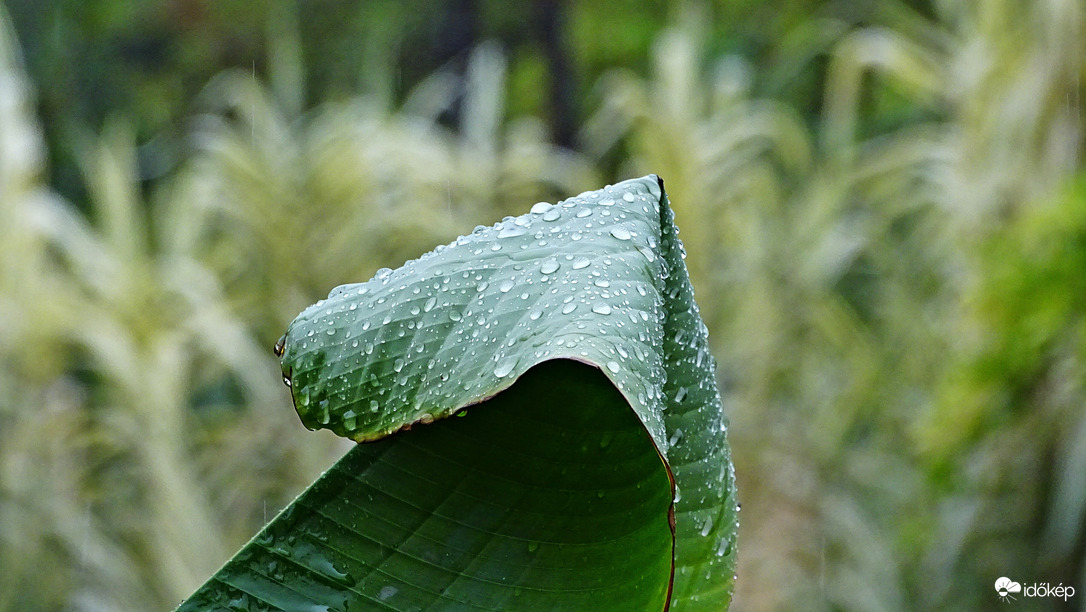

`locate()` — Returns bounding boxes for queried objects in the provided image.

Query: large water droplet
[572,257,591,270]
[700,515,714,537]
[540,260,560,274]
[561,303,577,314]
[499,279,515,293]
[610,226,632,240]
[669,428,683,447]
[592,303,612,315]
[494,356,518,378]
[423,296,437,312]
[530,202,552,214]
[606,361,620,373]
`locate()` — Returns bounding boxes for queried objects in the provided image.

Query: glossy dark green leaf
[178,175,737,611]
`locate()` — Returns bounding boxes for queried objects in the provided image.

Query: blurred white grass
[0,0,1083,610]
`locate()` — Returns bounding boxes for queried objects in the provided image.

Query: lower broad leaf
[179,361,672,611]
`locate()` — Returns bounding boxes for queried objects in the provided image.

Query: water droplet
[378,586,397,601]
[423,297,437,312]
[494,356,518,378]
[572,257,591,270]
[576,208,592,218]
[449,311,462,322]
[542,209,561,222]
[622,192,636,202]
[592,303,612,315]
[540,260,560,274]
[700,516,714,537]
[369,400,379,412]
[599,198,615,206]
[669,428,683,447]
[561,303,577,314]
[530,202,552,214]
[606,361,620,373]
[675,387,688,403]
[393,358,405,373]
[499,227,526,238]
[610,226,632,240]
[499,279,515,293]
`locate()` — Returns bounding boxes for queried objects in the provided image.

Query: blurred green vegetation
[0,0,1083,610]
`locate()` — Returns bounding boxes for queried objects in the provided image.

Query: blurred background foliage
[0,0,1083,610]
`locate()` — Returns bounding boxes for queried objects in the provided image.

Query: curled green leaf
[179,175,737,611]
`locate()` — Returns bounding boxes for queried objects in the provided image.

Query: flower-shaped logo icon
[995,577,1022,602]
